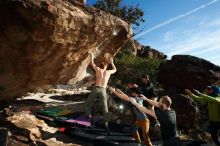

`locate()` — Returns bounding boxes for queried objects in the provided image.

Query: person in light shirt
[109,87,152,146]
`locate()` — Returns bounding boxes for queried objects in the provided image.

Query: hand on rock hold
[110,58,114,63]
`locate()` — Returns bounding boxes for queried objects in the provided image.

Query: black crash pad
[67,127,133,142]
[67,127,164,146]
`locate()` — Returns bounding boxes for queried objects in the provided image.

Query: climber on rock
[85,52,116,135]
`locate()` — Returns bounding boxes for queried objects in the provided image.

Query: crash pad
[37,107,73,117]
[66,116,91,127]
[66,127,134,143]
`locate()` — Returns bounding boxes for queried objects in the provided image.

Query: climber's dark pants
[85,86,108,118]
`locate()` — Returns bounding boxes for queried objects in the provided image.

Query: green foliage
[109,51,163,88]
[93,0,144,26]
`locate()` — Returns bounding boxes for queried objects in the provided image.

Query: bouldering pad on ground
[66,127,134,142]
[35,107,75,122]
[36,107,73,118]
[64,127,164,146]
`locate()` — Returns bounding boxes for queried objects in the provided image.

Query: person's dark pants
[210,121,220,145]
[85,86,108,116]
[163,137,182,146]
[85,86,110,135]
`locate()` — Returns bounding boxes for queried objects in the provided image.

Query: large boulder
[74,0,86,4]
[158,55,220,91]
[170,94,199,130]
[157,55,220,129]
[137,45,167,60]
[0,0,132,98]
[123,39,167,60]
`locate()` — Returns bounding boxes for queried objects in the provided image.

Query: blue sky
[86,0,220,66]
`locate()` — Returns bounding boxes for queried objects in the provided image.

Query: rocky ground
[0,88,218,146]
[0,88,91,146]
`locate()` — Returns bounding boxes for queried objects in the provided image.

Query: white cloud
[166,30,220,56]
[213,61,220,66]
[208,55,220,61]
[163,31,173,42]
[158,26,220,66]
[191,43,220,55]
[209,56,220,66]
[163,15,220,57]
[134,0,219,39]
[196,17,220,27]
[207,18,220,27]
[198,20,206,26]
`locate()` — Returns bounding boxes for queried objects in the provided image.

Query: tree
[94,0,145,26]
[109,50,163,88]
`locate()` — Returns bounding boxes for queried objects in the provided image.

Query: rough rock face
[158,55,220,91]
[123,39,167,60]
[158,55,220,129]
[6,112,78,145]
[70,0,86,4]
[170,94,199,129]
[137,46,167,60]
[0,0,132,98]
[75,0,86,4]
